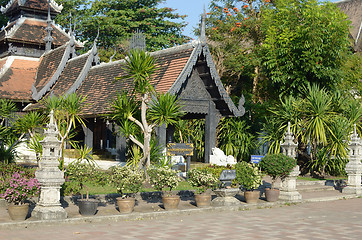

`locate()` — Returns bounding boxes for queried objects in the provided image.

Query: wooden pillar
[82,122,93,152]
[204,101,220,163]
[155,123,167,154]
[115,126,126,162]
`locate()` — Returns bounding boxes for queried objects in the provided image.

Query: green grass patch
[80,180,198,196]
[298,176,346,181]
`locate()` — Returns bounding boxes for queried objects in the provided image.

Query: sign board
[167,143,193,157]
[251,155,265,164]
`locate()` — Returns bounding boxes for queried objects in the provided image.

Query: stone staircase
[296,179,355,202]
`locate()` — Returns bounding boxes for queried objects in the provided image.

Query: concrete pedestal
[280,166,302,201]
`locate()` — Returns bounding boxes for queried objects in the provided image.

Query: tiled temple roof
[0,17,81,48]
[76,44,195,117]
[32,44,67,93]
[1,0,63,15]
[0,56,39,101]
[42,53,89,98]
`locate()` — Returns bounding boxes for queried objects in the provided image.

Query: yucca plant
[218,118,255,161]
[41,93,87,169]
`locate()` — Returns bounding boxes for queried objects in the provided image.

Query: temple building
[0,0,359,163]
[0,0,245,163]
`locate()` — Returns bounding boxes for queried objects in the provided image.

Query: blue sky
[160,0,341,39]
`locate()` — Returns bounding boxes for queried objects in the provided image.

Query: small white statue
[209,147,236,166]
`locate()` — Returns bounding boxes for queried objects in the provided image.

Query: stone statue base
[32,206,67,220]
[211,188,241,207]
[342,186,362,195]
[279,191,302,201]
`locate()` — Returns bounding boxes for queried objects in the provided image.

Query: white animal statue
[209,147,237,166]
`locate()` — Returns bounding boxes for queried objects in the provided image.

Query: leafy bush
[110,165,143,198]
[235,162,263,191]
[62,162,109,197]
[259,153,297,188]
[147,166,181,195]
[198,164,235,179]
[187,168,219,194]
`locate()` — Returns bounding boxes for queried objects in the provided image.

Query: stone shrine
[32,110,67,220]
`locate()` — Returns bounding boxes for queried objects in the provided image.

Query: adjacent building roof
[0,56,39,101]
[337,0,362,51]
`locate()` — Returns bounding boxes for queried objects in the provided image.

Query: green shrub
[147,166,181,195]
[187,168,219,194]
[235,162,263,191]
[198,164,235,179]
[62,162,109,197]
[259,153,297,188]
[110,165,143,198]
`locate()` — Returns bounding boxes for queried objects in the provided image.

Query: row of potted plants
[236,153,297,203]
[0,153,297,219]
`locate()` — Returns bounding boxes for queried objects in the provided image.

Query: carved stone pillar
[342,125,362,195]
[32,111,67,220]
[279,122,302,201]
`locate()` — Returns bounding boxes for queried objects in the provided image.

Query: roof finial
[200,5,206,44]
[69,12,73,35]
[44,0,53,52]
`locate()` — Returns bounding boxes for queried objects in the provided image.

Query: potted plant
[65,161,101,216]
[110,165,143,213]
[259,153,297,202]
[187,168,219,207]
[148,166,181,210]
[0,172,40,220]
[235,161,263,204]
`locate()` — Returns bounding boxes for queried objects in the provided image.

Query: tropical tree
[109,49,184,169]
[41,93,86,169]
[261,0,351,96]
[55,0,190,62]
[206,0,272,102]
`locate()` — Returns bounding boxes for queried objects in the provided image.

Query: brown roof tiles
[33,44,67,92]
[77,46,194,116]
[42,53,88,98]
[6,19,70,46]
[0,57,39,101]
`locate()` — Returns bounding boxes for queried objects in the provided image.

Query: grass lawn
[82,180,198,196]
[297,176,347,181]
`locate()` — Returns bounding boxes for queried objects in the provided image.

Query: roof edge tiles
[32,42,72,101]
[65,44,100,95]
[1,0,63,14]
[3,16,26,39]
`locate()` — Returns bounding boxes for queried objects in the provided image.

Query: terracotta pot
[8,203,29,221]
[78,199,98,216]
[162,195,180,210]
[244,190,260,204]
[195,193,211,208]
[265,188,280,202]
[116,197,136,214]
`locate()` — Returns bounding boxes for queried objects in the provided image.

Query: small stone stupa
[32,110,67,220]
[342,125,362,195]
[279,122,302,201]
